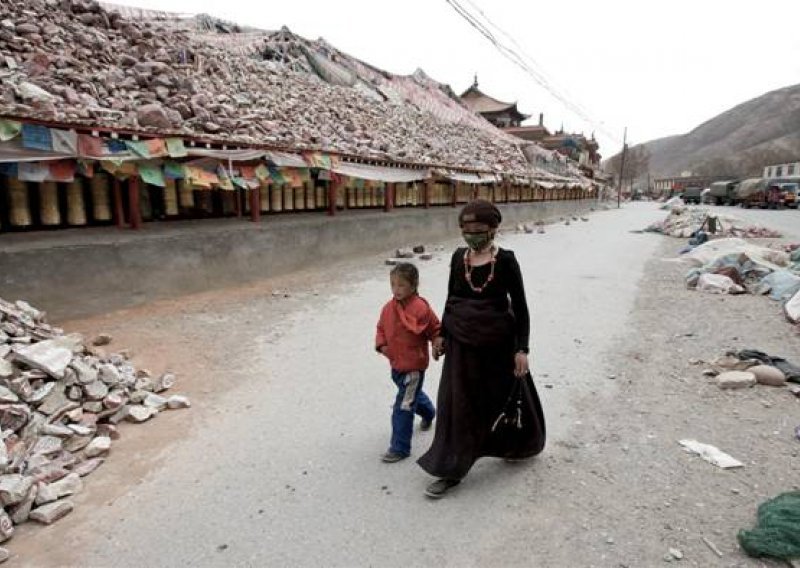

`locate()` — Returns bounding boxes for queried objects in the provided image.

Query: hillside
[625,84,800,178]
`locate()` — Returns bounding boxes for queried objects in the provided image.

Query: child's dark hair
[390,262,419,290]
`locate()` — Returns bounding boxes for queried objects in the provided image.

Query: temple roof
[460,80,530,120]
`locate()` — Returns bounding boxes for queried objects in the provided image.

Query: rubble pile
[682,238,800,328]
[0,0,531,171]
[646,206,782,239]
[697,350,800,391]
[0,296,189,548]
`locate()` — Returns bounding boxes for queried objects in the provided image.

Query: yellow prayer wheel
[66,180,86,226]
[355,185,364,208]
[410,183,419,207]
[293,186,305,210]
[315,185,326,210]
[304,182,315,210]
[8,179,32,227]
[260,182,270,212]
[164,179,179,216]
[38,182,60,226]
[271,185,283,212]
[178,179,195,208]
[399,183,408,206]
[282,185,294,211]
[90,174,112,221]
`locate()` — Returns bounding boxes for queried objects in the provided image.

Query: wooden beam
[128,177,142,230]
[113,177,125,229]
[250,186,261,223]
[384,182,394,213]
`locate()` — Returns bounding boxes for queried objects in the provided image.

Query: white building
[764,161,800,179]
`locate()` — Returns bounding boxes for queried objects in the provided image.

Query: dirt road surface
[11,203,800,567]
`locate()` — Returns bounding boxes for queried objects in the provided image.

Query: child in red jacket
[375,263,441,463]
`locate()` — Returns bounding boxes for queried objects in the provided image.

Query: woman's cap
[459,199,502,228]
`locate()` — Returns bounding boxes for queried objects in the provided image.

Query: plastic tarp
[683,238,790,272]
[432,169,496,184]
[696,273,745,295]
[0,138,74,162]
[332,161,429,183]
[785,289,800,323]
[186,148,266,162]
[264,151,308,168]
[758,270,800,301]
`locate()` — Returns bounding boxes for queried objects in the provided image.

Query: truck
[708,180,738,205]
[735,178,769,208]
[682,186,704,204]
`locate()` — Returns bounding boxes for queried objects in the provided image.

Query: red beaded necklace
[464,246,497,293]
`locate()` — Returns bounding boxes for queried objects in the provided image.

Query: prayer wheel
[304,181,315,210]
[164,179,179,216]
[282,185,294,211]
[178,179,195,208]
[293,186,305,210]
[139,184,153,220]
[66,180,87,226]
[39,182,61,226]
[270,184,283,212]
[355,185,365,208]
[410,183,419,207]
[376,183,385,208]
[315,184,326,210]
[399,183,409,206]
[8,179,32,227]
[196,189,213,213]
[221,190,236,215]
[259,182,271,212]
[90,174,112,221]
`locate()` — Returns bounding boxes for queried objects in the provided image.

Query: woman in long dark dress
[418,200,546,498]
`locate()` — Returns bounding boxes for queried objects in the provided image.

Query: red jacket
[375,295,441,372]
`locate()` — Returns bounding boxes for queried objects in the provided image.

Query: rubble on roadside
[385,244,435,266]
[645,206,781,239]
[697,350,800,393]
[680,238,800,330]
[0,296,190,551]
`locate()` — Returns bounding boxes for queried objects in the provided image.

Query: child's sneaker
[420,418,433,431]
[381,451,408,463]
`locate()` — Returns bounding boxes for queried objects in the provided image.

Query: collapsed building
[0,0,598,232]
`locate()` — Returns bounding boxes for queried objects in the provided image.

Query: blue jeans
[389,369,436,456]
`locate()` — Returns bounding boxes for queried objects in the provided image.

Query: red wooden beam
[424,180,431,209]
[384,182,394,213]
[328,179,336,216]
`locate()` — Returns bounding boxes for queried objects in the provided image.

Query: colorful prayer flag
[164,161,185,180]
[18,162,49,182]
[21,124,52,151]
[51,129,78,154]
[166,138,187,158]
[0,119,22,142]
[138,162,165,187]
[48,160,76,182]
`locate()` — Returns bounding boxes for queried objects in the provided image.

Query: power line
[444,0,621,144]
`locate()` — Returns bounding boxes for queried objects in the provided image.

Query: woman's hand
[514,352,529,378]
[432,337,445,360]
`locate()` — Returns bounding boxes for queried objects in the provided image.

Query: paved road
[16,203,667,567]
[712,205,800,240]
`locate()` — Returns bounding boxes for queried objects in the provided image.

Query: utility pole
[617,127,627,209]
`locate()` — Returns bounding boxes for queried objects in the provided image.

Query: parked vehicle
[700,187,714,204]
[708,180,738,205]
[735,178,769,208]
[682,186,703,204]
[777,182,799,208]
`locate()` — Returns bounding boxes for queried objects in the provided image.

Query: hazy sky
[111,0,800,157]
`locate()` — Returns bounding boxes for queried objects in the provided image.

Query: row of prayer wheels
[3,175,114,229]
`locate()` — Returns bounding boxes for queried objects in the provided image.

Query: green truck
[708,180,738,205]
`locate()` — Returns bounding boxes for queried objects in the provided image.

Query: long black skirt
[417,336,546,480]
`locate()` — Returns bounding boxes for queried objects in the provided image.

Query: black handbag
[491,379,524,434]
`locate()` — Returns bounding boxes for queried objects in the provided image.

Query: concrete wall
[0,200,596,320]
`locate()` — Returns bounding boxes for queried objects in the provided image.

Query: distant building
[539,130,601,174]
[653,175,722,195]
[460,76,530,128]
[503,113,551,143]
[764,161,800,179]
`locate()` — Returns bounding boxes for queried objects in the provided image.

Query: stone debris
[29,500,73,525]
[0,296,189,550]
[91,334,113,347]
[412,245,426,254]
[669,548,683,560]
[716,371,756,390]
[646,207,782,239]
[0,547,8,563]
[395,248,415,259]
[749,365,786,387]
[418,254,434,261]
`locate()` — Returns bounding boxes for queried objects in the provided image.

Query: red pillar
[328,179,336,216]
[113,177,125,229]
[250,186,261,223]
[128,177,142,230]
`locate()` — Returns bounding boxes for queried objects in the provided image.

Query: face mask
[464,232,491,251]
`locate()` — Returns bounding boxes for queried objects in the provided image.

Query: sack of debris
[696,273,744,295]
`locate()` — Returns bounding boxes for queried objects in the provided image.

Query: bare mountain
[624,84,800,178]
